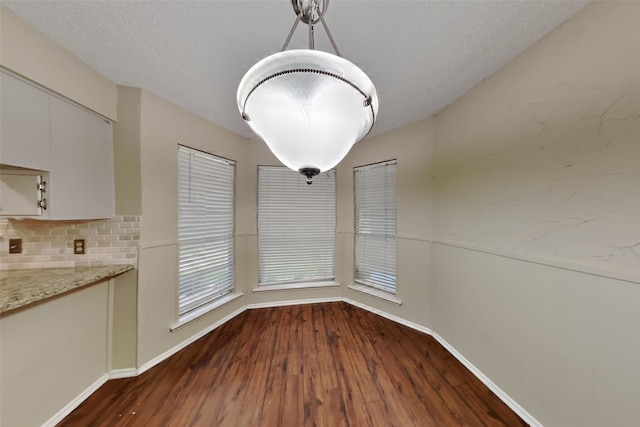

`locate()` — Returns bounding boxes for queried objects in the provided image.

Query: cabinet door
[49,97,114,219]
[0,173,45,216]
[0,71,50,170]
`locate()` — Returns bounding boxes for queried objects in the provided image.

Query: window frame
[353,159,398,296]
[256,165,337,288]
[176,144,236,322]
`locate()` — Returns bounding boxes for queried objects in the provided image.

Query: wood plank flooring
[58,302,528,426]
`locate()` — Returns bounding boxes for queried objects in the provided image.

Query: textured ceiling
[2,0,589,140]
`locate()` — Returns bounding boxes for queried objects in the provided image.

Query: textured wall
[434,2,640,283]
[433,2,640,426]
[433,245,640,427]
[337,119,434,328]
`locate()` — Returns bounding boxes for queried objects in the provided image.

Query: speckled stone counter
[0,265,134,314]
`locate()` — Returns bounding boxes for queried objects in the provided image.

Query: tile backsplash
[0,216,140,270]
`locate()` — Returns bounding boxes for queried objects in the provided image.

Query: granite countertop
[0,265,134,314]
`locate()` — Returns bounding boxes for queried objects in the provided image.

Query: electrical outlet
[9,238,22,254]
[74,239,86,255]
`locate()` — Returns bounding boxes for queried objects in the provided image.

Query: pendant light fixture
[237,0,378,184]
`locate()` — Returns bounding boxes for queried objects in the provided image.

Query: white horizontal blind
[258,166,336,285]
[178,145,235,316]
[354,160,397,293]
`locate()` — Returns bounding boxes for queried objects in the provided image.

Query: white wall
[0,282,109,427]
[433,245,640,426]
[2,2,639,427]
[433,2,640,426]
[0,5,117,119]
[337,119,435,327]
[434,2,640,282]
[135,89,251,366]
[114,87,142,216]
[133,88,346,368]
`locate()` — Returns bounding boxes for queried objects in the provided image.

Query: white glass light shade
[238,49,378,174]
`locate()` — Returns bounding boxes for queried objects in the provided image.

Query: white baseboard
[108,368,138,380]
[247,296,342,309]
[42,374,109,427]
[342,298,542,427]
[137,306,247,376]
[342,297,432,335]
[431,332,542,427]
[46,298,541,427]
[132,298,342,380]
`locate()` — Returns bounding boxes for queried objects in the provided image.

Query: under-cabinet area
[0,69,115,220]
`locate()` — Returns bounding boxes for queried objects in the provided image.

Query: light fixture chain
[282,16,301,51]
[319,16,341,57]
[283,0,339,53]
[308,0,315,49]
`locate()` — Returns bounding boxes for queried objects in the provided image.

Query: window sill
[348,283,402,305]
[253,281,340,293]
[171,292,243,331]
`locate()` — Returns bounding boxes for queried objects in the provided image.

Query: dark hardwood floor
[58,302,528,426]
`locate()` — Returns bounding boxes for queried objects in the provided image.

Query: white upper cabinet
[49,97,114,219]
[0,71,50,171]
[0,70,114,220]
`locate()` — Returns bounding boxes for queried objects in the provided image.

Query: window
[354,160,397,294]
[258,166,336,286]
[177,145,235,317]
